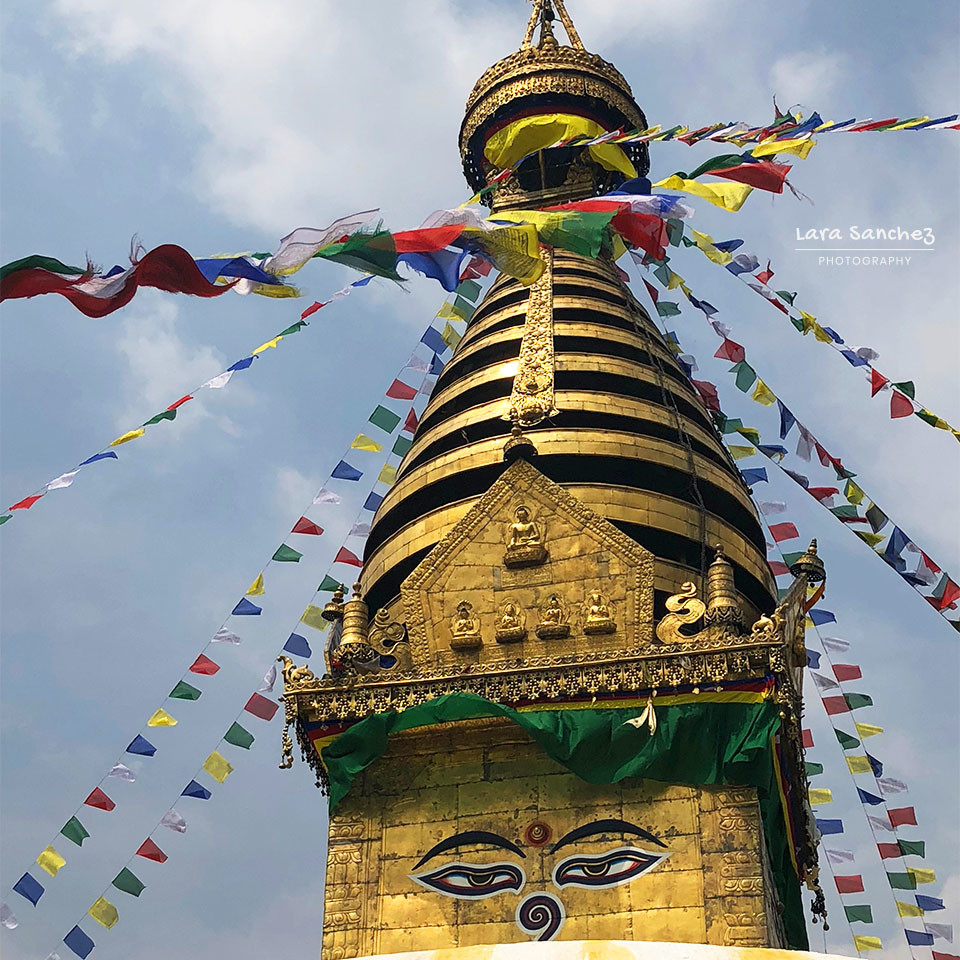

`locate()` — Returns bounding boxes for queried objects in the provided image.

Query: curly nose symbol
[516,891,565,941]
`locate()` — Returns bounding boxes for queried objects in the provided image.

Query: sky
[1,1,958,958]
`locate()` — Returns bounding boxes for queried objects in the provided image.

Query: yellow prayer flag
[378,463,398,486]
[807,788,833,805]
[246,572,265,597]
[752,137,817,160]
[728,445,756,460]
[203,750,234,783]
[907,867,936,885]
[610,231,628,262]
[89,896,119,930]
[248,282,300,298]
[300,605,330,632]
[350,434,383,453]
[665,269,685,290]
[845,480,865,505]
[896,900,925,918]
[691,229,733,265]
[441,322,462,349]
[461,223,543,286]
[846,755,873,774]
[437,301,468,322]
[653,175,754,212]
[751,378,777,406]
[891,117,930,130]
[110,428,146,447]
[588,143,638,179]
[853,936,883,952]
[856,531,885,547]
[147,708,177,727]
[798,310,817,335]
[36,845,66,877]
[812,323,834,344]
[855,722,884,738]
[252,336,282,355]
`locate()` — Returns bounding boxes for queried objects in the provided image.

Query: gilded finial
[322,583,346,621]
[522,0,584,52]
[503,423,538,462]
[789,539,826,583]
[704,544,743,627]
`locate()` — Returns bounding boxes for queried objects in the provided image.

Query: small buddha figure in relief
[583,590,616,635]
[536,593,570,640]
[495,599,527,643]
[450,601,482,651]
[504,505,548,567]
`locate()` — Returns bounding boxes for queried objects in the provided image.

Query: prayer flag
[808,609,836,626]
[402,409,419,434]
[751,378,776,406]
[421,326,446,354]
[741,468,768,485]
[259,664,277,693]
[13,872,44,906]
[160,810,187,833]
[181,779,212,800]
[769,522,799,542]
[45,470,80,489]
[804,761,823,776]
[887,873,917,890]
[691,380,721,411]
[392,435,413,457]
[84,787,115,811]
[283,633,311,657]
[334,547,363,567]
[897,901,925,918]
[9,494,43,511]
[808,788,833,805]
[825,848,853,863]
[868,813,893,832]
[331,460,363,481]
[654,175,753,211]
[899,840,925,858]
[61,817,90,847]
[878,777,908,794]
[918,897,946,912]
[0,903,17,929]
[834,664,862,681]
[110,428,145,446]
[319,575,342,591]
[378,463,398,485]
[933,952,960,960]
[246,572,265,596]
[37,846,66,877]
[300,605,329,630]
[369,405,401,433]
[350,433,382,452]
[801,728,814,748]
[203,751,233,783]
[244,692,279,721]
[908,867,936,884]
[891,391,915,418]
[846,755,873,774]
[212,628,242,644]
[878,843,902,859]
[386,379,417,400]
[845,693,873,710]
[823,636,850,654]
[63,925,95,958]
[835,875,864,894]
[313,488,341,504]
[170,680,202,701]
[806,651,820,669]
[224,722,255,749]
[232,598,262,616]
[822,696,851,716]
[925,925,951,943]
[136,838,167,863]
[349,522,371,538]
[108,762,136,781]
[731,361,757,392]
[112,868,145,898]
[291,517,323,536]
[816,818,843,835]
[857,788,884,805]
[906,931,935,946]
[845,905,873,924]
[853,936,882,952]
[80,451,117,466]
[189,654,219,676]
[866,753,883,777]
[272,544,303,563]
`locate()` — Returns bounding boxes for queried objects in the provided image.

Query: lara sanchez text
[796,226,935,245]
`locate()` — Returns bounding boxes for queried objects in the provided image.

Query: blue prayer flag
[331,460,363,482]
[398,250,466,292]
[857,788,884,806]
[816,818,844,835]
[712,239,744,253]
[126,734,156,757]
[916,895,945,911]
[726,254,760,276]
[227,356,255,372]
[182,780,212,800]
[362,491,383,512]
[777,400,796,440]
[905,930,935,946]
[882,527,911,572]
[421,326,447,355]
[64,925,95,958]
[806,651,821,669]
[194,257,278,286]
[352,275,374,287]
[840,349,868,367]
[232,598,262,616]
[822,327,844,343]
[867,753,883,777]
[611,176,652,195]
[808,609,837,626]
[283,633,312,658]
[13,872,44,906]
[741,468,768,486]
[429,353,445,375]
[80,451,118,466]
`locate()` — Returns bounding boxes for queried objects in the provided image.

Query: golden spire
[522,0,585,51]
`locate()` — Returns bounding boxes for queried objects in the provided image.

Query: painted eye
[552,846,670,890]
[410,861,526,899]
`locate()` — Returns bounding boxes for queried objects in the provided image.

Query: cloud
[274,465,320,514]
[769,48,849,107]
[0,71,63,156]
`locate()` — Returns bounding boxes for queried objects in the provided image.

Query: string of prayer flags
[135,838,167,863]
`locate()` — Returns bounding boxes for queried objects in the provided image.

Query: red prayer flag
[136,838,167,863]
[392,225,465,253]
[714,339,746,363]
[642,279,659,303]
[890,391,914,419]
[403,408,419,434]
[870,368,889,397]
[690,380,721,412]
[189,653,220,676]
[755,260,774,285]
[769,561,790,576]
[822,696,851,716]
[807,487,839,503]
[833,664,862,682]
[291,517,324,536]
[888,807,917,827]
[932,952,960,960]
[244,692,279,722]
[9,494,43,511]
[166,395,193,411]
[84,787,116,811]
[835,875,864,894]
[877,843,901,860]
[334,547,363,567]
[301,300,327,320]
[930,578,960,612]
[769,522,800,542]
[850,118,898,132]
[611,210,668,261]
[801,728,814,748]
[386,379,418,401]
[712,161,790,193]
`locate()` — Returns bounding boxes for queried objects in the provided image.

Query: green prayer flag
[314,229,402,281]
[775,290,797,305]
[272,544,303,563]
[537,210,616,259]
[790,316,805,333]
[170,680,202,701]
[899,840,925,858]
[656,301,681,317]
[368,405,401,433]
[0,514,11,524]
[392,436,412,457]
[804,761,824,777]
[866,503,888,532]
[830,505,861,520]
[887,872,918,890]
[678,154,745,180]
[844,905,874,924]
[666,219,686,246]
[453,296,475,319]
[736,426,761,445]
[844,693,873,710]
[782,551,805,567]
[112,867,145,897]
[61,816,90,847]
[456,279,482,302]
[720,417,744,435]
[1,254,86,281]
[319,575,342,592]
[914,408,945,428]
[143,409,176,426]
[892,380,915,400]
[278,321,307,336]
[732,361,757,392]
[653,263,672,286]
[835,729,860,750]
[224,722,255,750]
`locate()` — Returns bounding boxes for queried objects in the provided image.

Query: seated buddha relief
[495,599,527,644]
[536,593,571,640]
[583,590,616,635]
[504,504,548,568]
[450,600,482,651]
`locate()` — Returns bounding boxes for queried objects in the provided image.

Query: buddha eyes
[410,861,526,899]
[552,846,669,890]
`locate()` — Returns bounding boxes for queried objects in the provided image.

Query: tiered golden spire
[521,0,584,51]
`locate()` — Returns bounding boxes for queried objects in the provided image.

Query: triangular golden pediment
[400,458,655,672]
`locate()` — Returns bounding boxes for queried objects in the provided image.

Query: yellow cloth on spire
[846,755,873,774]
[252,336,282,355]
[378,464,398,486]
[110,428,146,446]
[807,788,833,805]
[147,708,177,727]
[203,751,234,783]
[350,434,383,452]
[300,605,330,632]
[89,896,119,929]
[690,229,734,265]
[853,937,882,952]
[897,900,925,917]
[752,379,777,406]
[654,175,753,212]
[855,722,883,738]
[36,846,66,877]
[752,137,817,159]
[246,572,265,597]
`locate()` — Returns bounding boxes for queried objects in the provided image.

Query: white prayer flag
[878,777,908,795]
[259,664,277,693]
[211,627,242,645]
[349,522,371,538]
[406,353,430,373]
[758,501,787,515]
[45,471,79,491]
[201,370,233,389]
[822,636,850,654]
[313,488,341,505]
[925,924,953,943]
[812,673,840,692]
[160,810,188,833]
[826,849,855,864]
[1,903,19,929]
[108,762,136,782]
[867,813,893,832]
